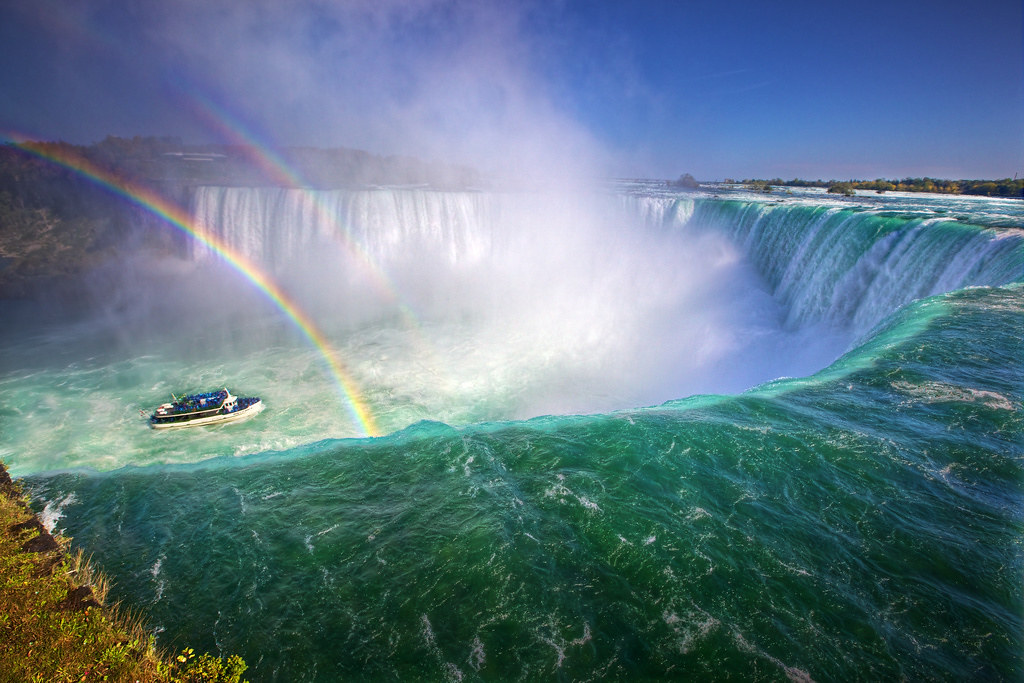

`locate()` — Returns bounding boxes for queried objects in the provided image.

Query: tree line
[727,176,1022,198]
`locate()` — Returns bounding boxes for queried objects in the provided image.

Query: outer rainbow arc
[184,97,444,372]
[187,96,405,305]
[4,137,380,438]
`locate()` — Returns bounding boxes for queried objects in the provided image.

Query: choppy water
[3,185,1022,680]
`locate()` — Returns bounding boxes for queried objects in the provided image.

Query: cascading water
[194,187,1024,335]
[189,186,805,416]
[191,185,1024,378]
[621,193,1023,335]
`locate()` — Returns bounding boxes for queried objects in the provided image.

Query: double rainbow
[187,95,424,329]
[2,136,381,437]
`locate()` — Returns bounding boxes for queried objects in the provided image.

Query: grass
[0,463,248,682]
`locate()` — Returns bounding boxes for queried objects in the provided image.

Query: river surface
[3,184,1021,680]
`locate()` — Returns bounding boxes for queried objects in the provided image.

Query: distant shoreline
[721,176,1022,199]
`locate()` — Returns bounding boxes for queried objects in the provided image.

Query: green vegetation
[737,176,1023,198]
[0,462,248,682]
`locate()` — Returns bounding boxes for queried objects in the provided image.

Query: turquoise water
[5,186,1023,680]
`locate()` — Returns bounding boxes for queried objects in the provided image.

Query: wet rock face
[3,465,59,558]
[0,466,17,498]
[21,533,59,553]
[10,516,45,535]
[61,584,102,611]
[16,518,59,553]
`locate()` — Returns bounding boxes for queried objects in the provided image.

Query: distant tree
[996,180,1019,197]
[669,173,699,189]
[745,180,773,193]
[827,182,856,196]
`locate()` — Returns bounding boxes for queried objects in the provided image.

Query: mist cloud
[52,0,611,182]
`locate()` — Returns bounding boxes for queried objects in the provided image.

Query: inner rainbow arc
[4,137,381,438]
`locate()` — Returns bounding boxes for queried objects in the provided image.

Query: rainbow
[2,135,381,437]
[185,93,439,358]
[187,95,424,326]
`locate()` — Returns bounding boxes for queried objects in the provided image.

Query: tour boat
[148,388,263,429]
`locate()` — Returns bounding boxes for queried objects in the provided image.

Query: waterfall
[192,187,1024,340]
[623,195,1024,335]
[191,186,498,270]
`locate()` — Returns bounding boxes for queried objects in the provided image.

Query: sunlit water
[3,184,1022,680]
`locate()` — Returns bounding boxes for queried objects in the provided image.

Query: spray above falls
[178,184,1021,426]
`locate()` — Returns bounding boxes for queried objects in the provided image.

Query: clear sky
[1,0,1021,181]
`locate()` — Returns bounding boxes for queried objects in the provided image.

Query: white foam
[663,607,720,654]
[421,614,437,649]
[150,554,164,578]
[467,635,486,671]
[539,621,592,668]
[733,630,817,682]
[304,523,341,553]
[39,493,77,533]
[892,380,1019,411]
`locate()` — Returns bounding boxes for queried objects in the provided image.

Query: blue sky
[1,0,1020,180]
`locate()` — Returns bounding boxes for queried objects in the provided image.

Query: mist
[77,0,611,185]
[37,186,849,416]
[0,175,868,475]
[0,1,860,472]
